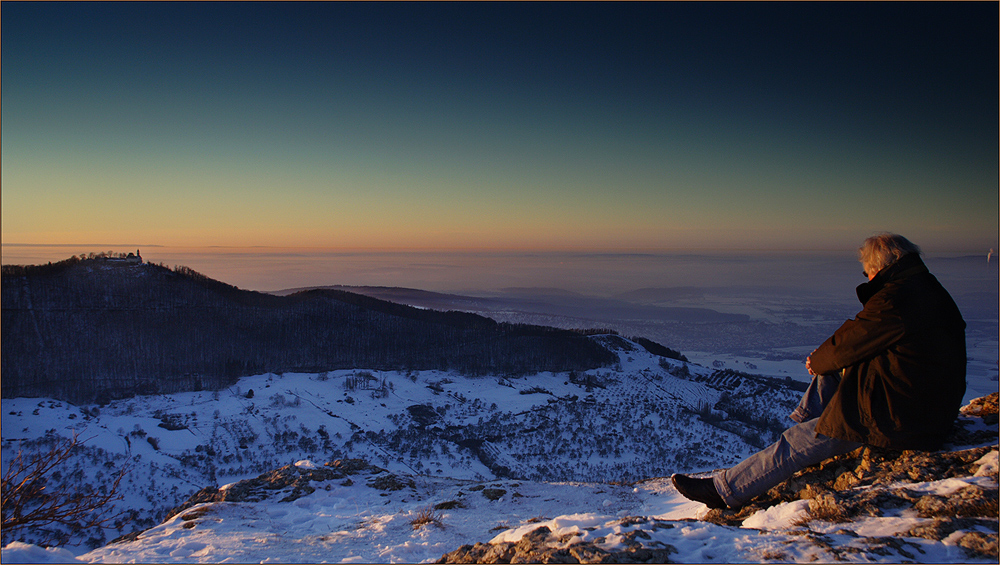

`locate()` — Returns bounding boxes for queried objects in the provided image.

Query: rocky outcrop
[158,459,392,522]
[961,392,999,423]
[437,523,679,564]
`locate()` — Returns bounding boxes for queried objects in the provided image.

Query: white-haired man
[673,233,967,510]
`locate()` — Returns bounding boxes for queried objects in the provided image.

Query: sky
[2,2,998,256]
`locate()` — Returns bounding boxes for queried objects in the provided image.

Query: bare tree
[2,434,129,545]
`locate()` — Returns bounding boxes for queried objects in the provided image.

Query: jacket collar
[856,253,928,305]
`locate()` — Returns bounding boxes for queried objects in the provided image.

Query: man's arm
[808,292,907,375]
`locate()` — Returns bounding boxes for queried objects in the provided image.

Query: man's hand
[806,350,819,376]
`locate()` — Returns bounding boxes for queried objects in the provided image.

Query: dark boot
[671,474,727,509]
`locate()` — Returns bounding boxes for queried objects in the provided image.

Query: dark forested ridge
[1,258,618,404]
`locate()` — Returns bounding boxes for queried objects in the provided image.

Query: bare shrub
[410,507,443,530]
[2,434,129,545]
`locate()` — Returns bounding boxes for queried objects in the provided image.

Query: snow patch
[741,499,809,530]
[1,542,82,564]
[974,449,999,477]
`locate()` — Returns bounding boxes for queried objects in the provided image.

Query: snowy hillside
[1,338,797,551]
[2,338,996,563]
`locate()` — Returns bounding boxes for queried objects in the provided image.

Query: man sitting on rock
[672,233,967,510]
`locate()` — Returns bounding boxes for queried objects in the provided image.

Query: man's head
[858,233,921,280]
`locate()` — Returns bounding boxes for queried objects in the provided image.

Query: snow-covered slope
[1,339,797,550]
[86,418,1000,563]
[2,339,996,563]
[6,447,997,563]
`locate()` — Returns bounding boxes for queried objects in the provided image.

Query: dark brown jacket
[811,253,966,451]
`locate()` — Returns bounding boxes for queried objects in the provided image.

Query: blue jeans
[713,372,862,508]
[789,370,843,424]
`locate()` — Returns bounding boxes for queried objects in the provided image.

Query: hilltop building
[106,249,143,265]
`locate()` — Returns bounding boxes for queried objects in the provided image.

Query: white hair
[858,233,921,276]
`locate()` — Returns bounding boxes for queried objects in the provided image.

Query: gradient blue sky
[3,2,997,253]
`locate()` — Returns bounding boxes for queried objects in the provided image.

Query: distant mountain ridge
[274,284,751,325]
[1,258,623,404]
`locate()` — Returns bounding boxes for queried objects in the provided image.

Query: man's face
[862,264,877,281]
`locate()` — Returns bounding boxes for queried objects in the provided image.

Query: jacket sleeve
[809,290,907,375]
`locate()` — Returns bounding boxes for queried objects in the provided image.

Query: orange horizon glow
[3,3,996,273]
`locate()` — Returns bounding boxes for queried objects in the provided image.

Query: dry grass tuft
[410,507,444,530]
[759,549,787,561]
[792,493,849,527]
